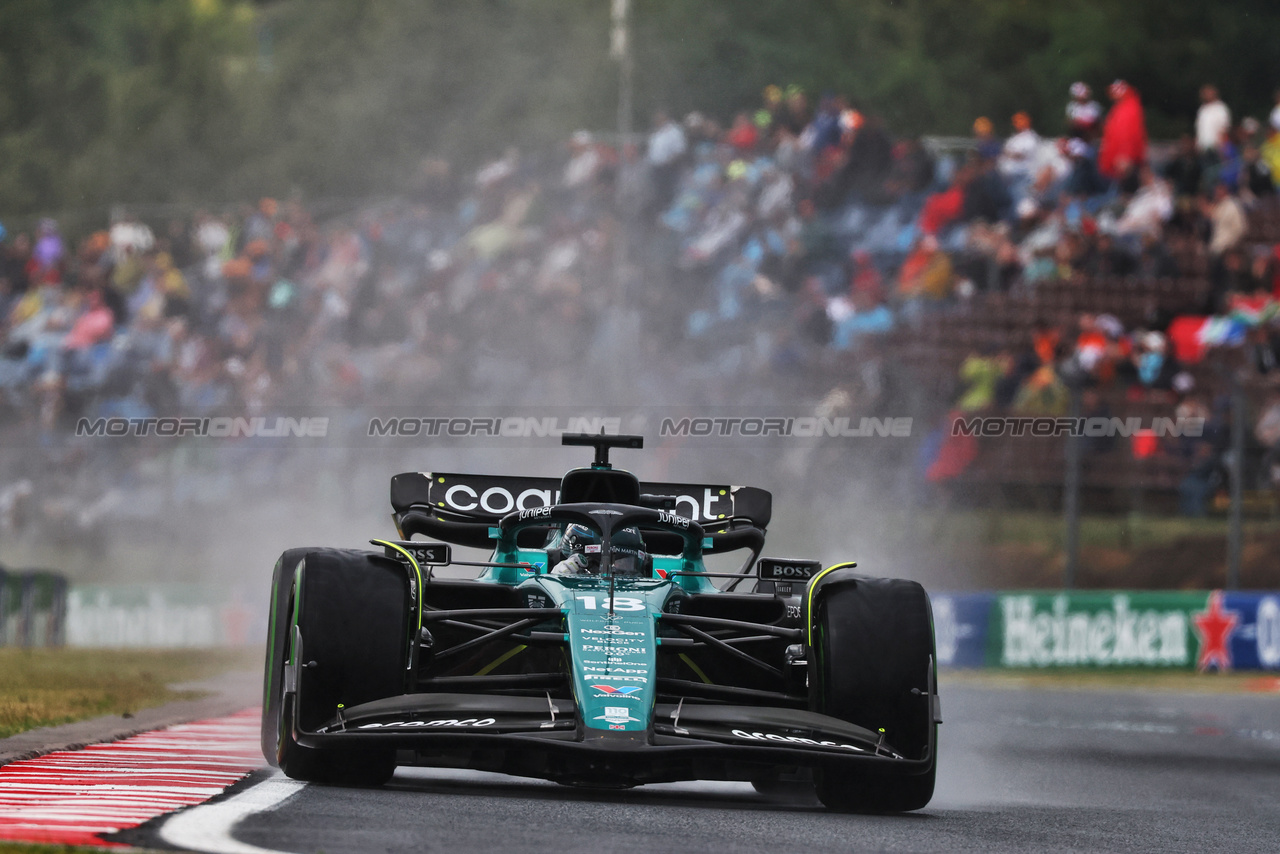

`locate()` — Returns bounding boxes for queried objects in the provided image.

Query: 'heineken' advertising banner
[932,591,1280,672]
[66,584,263,648]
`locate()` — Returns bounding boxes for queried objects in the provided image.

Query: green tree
[1,0,1278,226]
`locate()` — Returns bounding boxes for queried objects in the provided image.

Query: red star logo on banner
[1192,591,1239,672]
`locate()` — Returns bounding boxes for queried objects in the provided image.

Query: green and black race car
[260,433,940,812]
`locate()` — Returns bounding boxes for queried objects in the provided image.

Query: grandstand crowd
[3,78,1280,518]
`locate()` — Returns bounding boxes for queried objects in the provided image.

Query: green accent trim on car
[475,644,527,676]
[286,562,304,665]
[806,561,857,646]
[679,652,712,684]
[370,539,425,636]
[263,557,283,709]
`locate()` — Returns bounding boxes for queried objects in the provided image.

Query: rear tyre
[811,576,937,813]
[273,549,408,786]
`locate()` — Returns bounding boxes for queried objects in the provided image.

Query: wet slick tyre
[261,548,311,764]
[274,549,408,786]
[812,576,936,812]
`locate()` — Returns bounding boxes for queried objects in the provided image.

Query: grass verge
[0,647,258,739]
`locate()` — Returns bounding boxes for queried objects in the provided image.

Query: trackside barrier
[66,584,263,648]
[931,590,1280,672]
[0,568,67,647]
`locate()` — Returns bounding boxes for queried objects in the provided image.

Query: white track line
[158,771,305,854]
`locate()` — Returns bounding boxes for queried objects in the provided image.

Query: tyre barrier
[0,567,67,647]
[932,590,1280,672]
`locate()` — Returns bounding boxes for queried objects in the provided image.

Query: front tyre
[273,549,407,786]
[262,549,311,764]
[811,576,937,812]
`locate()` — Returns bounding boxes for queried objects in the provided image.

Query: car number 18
[578,595,645,612]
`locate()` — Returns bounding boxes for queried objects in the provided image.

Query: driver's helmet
[560,524,650,577]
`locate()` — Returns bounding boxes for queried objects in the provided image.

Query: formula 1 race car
[260,433,940,812]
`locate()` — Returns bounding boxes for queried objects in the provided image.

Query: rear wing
[390,472,771,553]
[392,472,770,527]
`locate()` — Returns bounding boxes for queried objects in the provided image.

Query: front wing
[292,691,936,787]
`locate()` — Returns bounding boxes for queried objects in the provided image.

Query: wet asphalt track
[151,684,1280,854]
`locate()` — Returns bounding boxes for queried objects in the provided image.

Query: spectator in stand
[1175,397,1224,516]
[963,151,1011,223]
[1031,320,1060,365]
[1204,182,1247,258]
[780,86,810,136]
[61,288,114,354]
[1135,231,1179,280]
[956,346,1010,411]
[1080,230,1135,278]
[1072,313,1110,379]
[726,112,759,154]
[1195,85,1232,163]
[881,138,935,203]
[193,213,231,279]
[1012,364,1069,415]
[993,339,1040,408]
[972,117,1002,162]
[1078,387,1118,454]
[847,250,883,302]
[918,166,968,236]
[807,94,844,156]
[999,112,1040,197]
[896,235,953,303]
[1113,166,1174,247]
[1066,82,1102,142]
[109,212,155,266]
[1241,147,1274,199]
[0,232,31,300]
[828,289,893,351]
[833,112,893,204]
[1214,125,1243,191]
[563,130,603,189]
[1129,330,1175,395]
[1252,321,1280,374]
[1264,114,1280,190]
[1209,247,1252,313]
[31,220,65,284]
[1240,116,1263,150]
[615,141,652,220]
[646,110,687,214]
[682,111,719,148]
[1063,137,1109,199]
[1163,135,1205,231]
[1098,80,1147,192]
[1255,393,1280,491]
[757,85,784,137]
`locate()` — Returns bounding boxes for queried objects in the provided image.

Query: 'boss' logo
[757,559,821,581]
